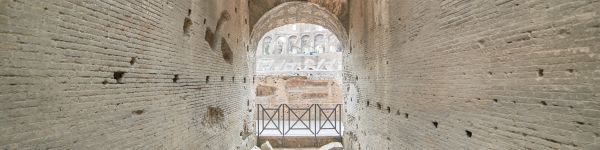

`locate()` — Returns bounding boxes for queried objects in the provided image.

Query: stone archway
[249,2,349,59]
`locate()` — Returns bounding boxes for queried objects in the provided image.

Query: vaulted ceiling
[248,0,349,32]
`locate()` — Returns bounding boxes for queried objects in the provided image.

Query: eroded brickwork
[343,0,600,149]
[255,75,342,105]
[2,0,600,150]
[0,0,255,149]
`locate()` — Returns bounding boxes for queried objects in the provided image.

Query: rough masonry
[343,0,600,150]
[1,0,254,149]
[1,0,599,150]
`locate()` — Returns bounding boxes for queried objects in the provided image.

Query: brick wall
[344,0,600,149]
[2,0,600,149]
[0,0,255,149]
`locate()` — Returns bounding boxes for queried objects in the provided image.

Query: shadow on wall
[204,11,234,64]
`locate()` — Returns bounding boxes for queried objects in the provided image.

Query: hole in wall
[132,109,144,115]
[537,68,544,77]
[247,99,249,106]
[173,74,179,83]
[203,18,206,24]
[433,121,439,128]
[183,17,193,36]
[203,106,225,127]
[221,76,225,81]
[405,113,409,119]
[540,101,547,106]
[232,77,235,83]
[129,57,137,65]
[244,18,247,24]
[113,71,125,84]
[386,107,391,113]
[478,39,485,45]
[376,102,382,109]
[188,9,191,16]
[466,130,472,138]
[243,77,247,83]
[205,28,215,48]
[396,110,401,115]
[234,7,237,13]
[102,79,108,85]
[493,99,498,103]
[567,69,575,73]
[221,38,234,64]
[206,76,210,83]
[366,101,370,106]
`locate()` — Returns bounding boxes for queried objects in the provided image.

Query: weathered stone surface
[1,0,599,150]
[251,146,261,150]
[319,142,343,150]
[261,141,274,150]
[583,143,600,150]
[0,0,255,149]
[343,0,600,150]
[248,0,349,33]
[256,75,342,105]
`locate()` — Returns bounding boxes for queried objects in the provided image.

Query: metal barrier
[255,104,342,144]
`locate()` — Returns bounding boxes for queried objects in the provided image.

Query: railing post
[314,104,318,146]
[281,104,285,147]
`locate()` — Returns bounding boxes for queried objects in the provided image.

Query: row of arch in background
[257,58,342,72]
[258,33,342,56]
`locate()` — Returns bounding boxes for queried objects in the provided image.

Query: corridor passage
[1,0,599,150]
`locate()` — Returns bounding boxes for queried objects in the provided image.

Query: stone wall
[255,75,343,121]
[0,0,255,149]
[2,0,600,150]
[344,0,600,149]
[256,75,342,105]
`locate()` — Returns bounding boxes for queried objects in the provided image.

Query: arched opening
[301,35,312,54]
[254,23,343,102]
[261,36,272,56]
[287,35,298,54]
[249,2,348,147]
[249,2,349,60]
